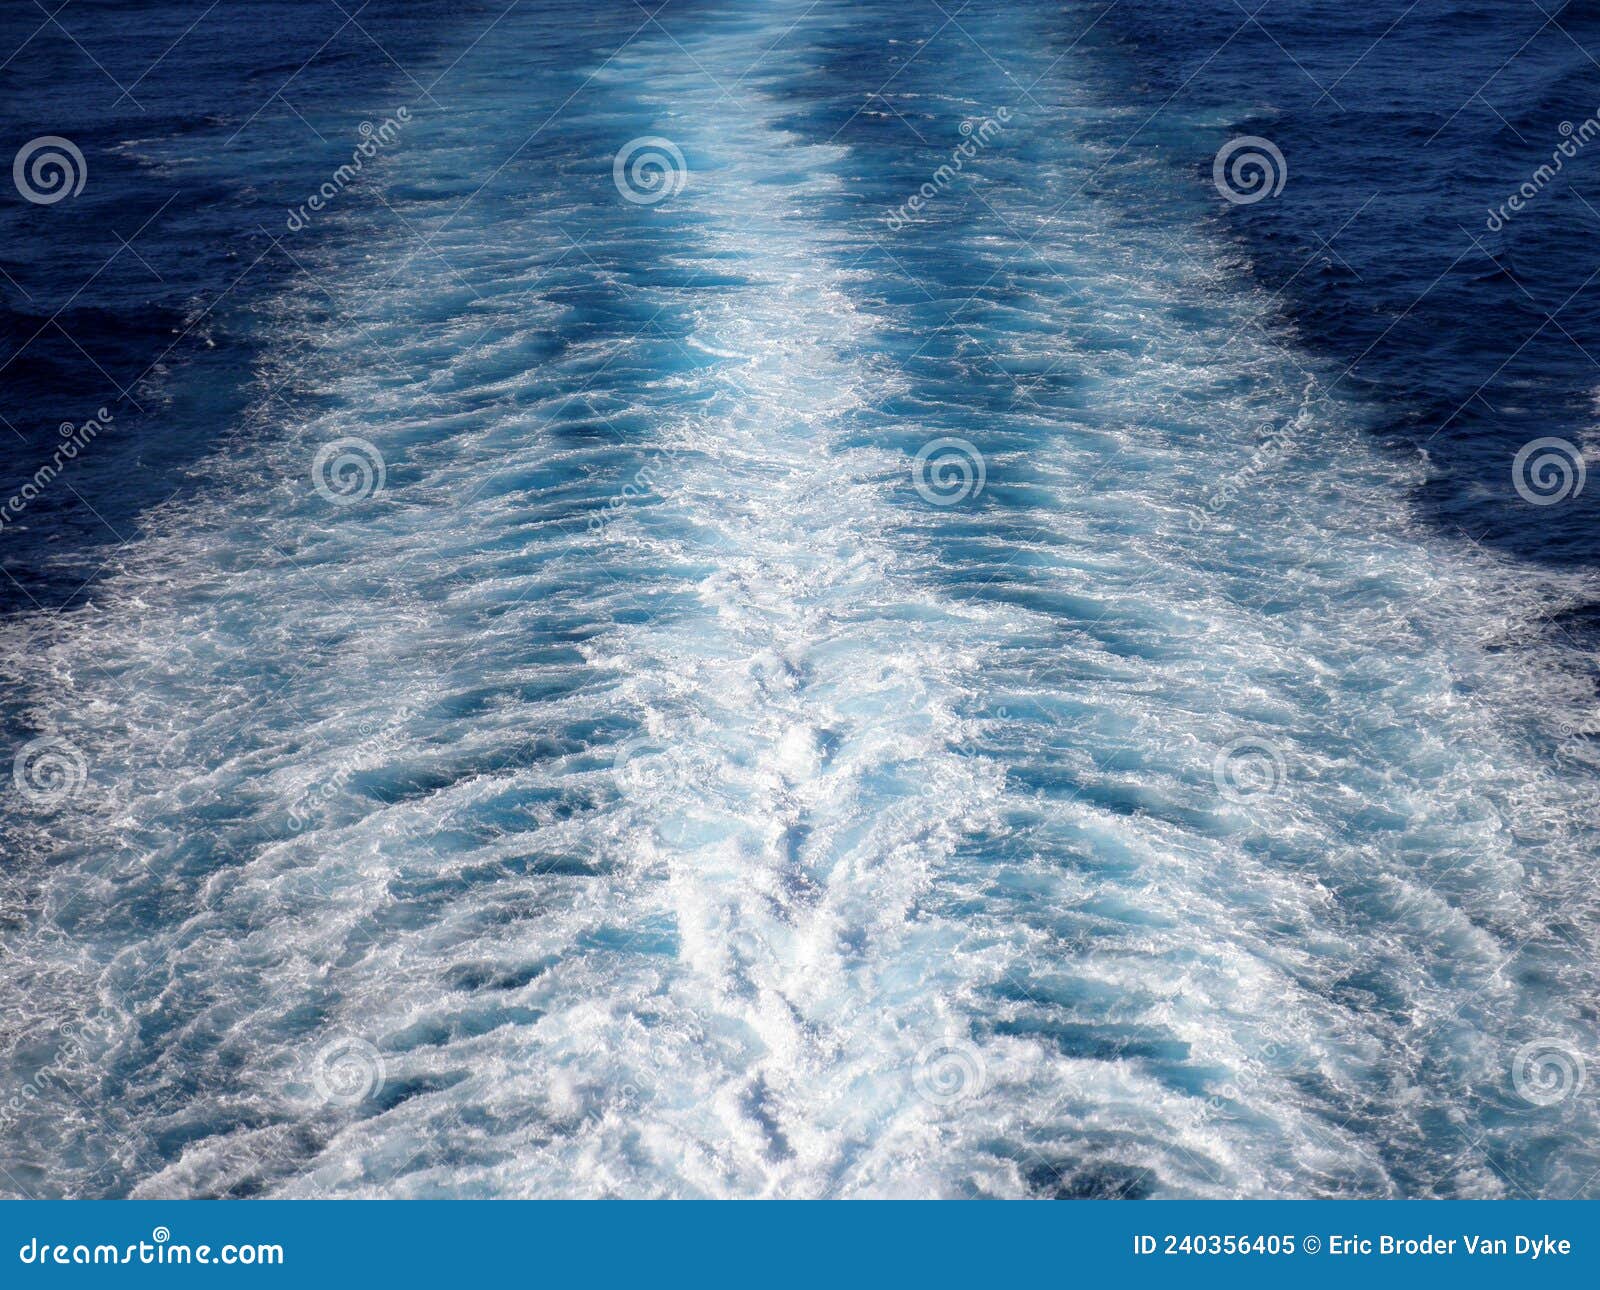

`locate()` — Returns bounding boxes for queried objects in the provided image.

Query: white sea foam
[2,0,1597,1200]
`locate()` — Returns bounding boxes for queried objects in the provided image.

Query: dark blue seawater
[1102,0,1600,577]
[1,0,1597,1199]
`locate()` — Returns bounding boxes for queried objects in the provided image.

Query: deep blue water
[2,0,1598,1199]
[1107,0,1600,576]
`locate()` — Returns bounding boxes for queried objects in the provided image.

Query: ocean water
[2,0,1598,1199]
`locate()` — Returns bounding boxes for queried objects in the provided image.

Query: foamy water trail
[1,0,1597,1199]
